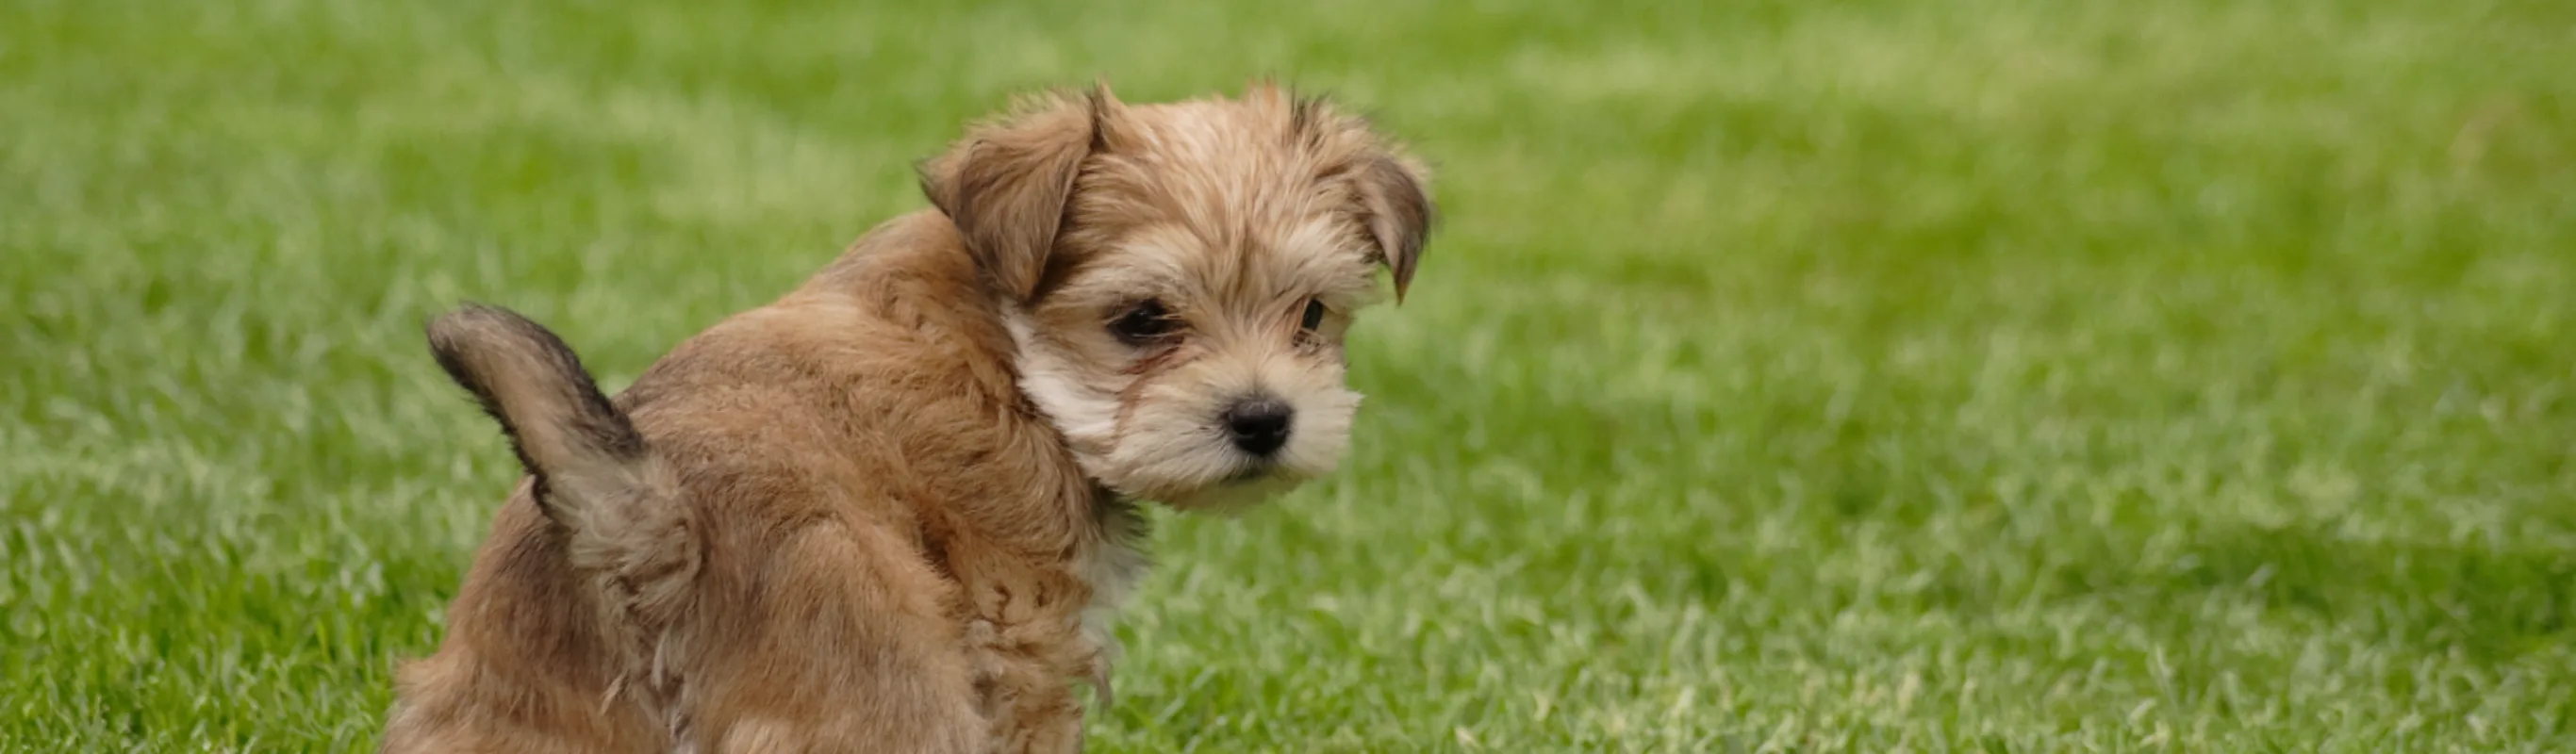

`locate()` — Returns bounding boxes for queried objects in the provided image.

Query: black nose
[1221,397,1294,456]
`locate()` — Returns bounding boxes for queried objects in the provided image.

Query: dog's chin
[1151,469,1309,516]
[1092,455,1315,516]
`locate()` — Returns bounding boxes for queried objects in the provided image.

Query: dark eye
[1110,300,1176,345]
[1299,299,1327,332]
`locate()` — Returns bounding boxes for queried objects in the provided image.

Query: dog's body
[383,85,1431,753]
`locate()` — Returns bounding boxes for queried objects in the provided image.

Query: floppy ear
[1355,153,1434,303]
[920,87,1118,300]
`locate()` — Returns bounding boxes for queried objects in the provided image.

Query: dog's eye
[1110,300,1177,345]
[1299,298,1327,332]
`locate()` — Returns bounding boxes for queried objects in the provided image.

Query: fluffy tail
[427,303,657,520]
[426,304,695,582]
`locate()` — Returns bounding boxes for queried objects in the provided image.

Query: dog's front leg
[966,643,1085,754]
[960,600,1091,753]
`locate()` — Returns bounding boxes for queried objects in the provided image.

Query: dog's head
[920,82,1434,511]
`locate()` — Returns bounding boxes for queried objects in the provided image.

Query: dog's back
[385,213,1077,753]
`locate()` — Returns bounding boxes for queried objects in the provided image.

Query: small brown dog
[380,82,1433,753]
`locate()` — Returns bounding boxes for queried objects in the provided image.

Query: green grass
[6,0,2574,749]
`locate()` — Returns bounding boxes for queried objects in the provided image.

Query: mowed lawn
[6,0,2574,749]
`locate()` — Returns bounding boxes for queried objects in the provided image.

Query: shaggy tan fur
[381,82,1434,753]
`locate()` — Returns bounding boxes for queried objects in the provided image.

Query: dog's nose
[1221,397,1294,456]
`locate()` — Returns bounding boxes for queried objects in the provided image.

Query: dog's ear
[921,85,1123,300]
[1354,153,1433,303]
[1266,85,1437,302]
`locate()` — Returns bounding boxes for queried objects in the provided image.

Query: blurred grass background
[5,0,2574,750]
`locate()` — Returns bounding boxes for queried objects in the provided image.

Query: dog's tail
[425,303,698,697]
[426,304,688,575]
[427,303,658,521]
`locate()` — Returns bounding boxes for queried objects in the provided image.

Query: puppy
[380,82,1434,753]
